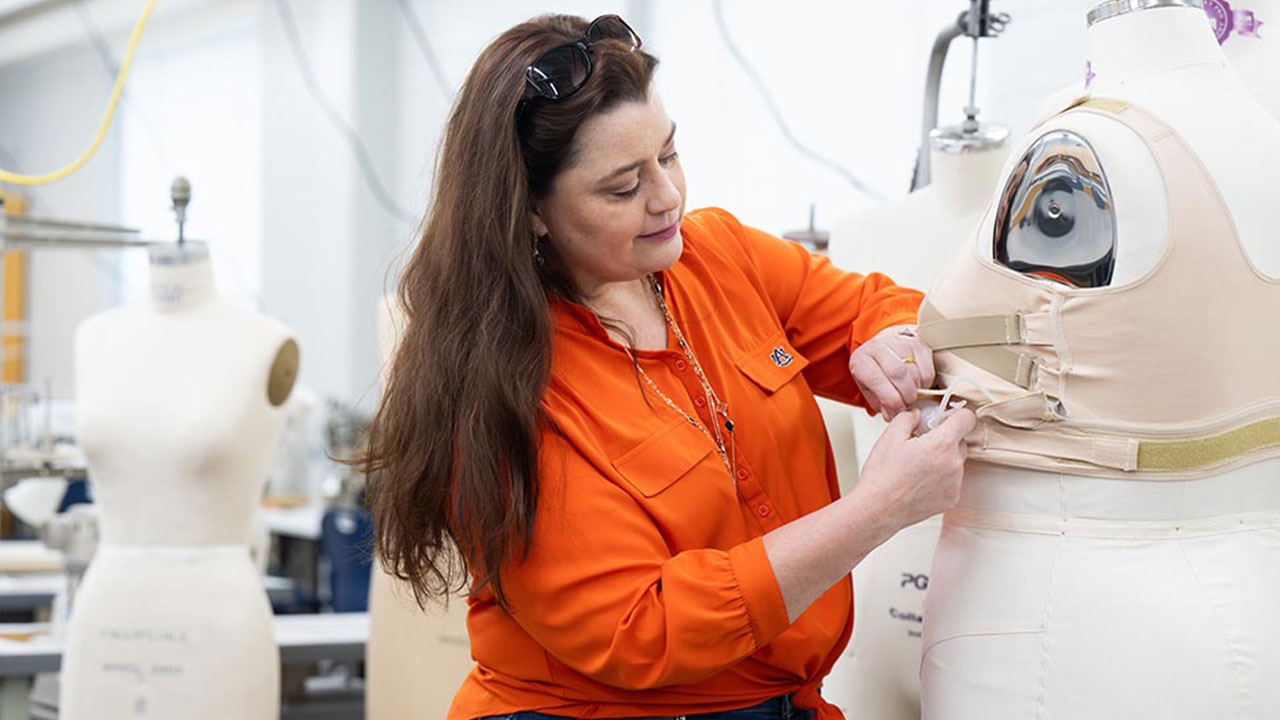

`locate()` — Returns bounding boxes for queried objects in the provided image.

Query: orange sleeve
[709,208,924,406]
[502,432,791,690]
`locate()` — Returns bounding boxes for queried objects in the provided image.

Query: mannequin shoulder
[1015,110,1164,184]
[984,109,1168,287]
[211,303,299,407]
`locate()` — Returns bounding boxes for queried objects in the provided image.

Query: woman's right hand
[855,407,977,533]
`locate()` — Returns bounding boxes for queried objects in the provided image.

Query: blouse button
[674,359,688,372]
[694,396,706,408]
[758,505,770,517]
[736,468,748,481]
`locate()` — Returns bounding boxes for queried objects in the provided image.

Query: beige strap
[1138,416,1280,472]
[1076,97,1130,115]
[920,311,1020,350]
[919,301,1039,389]
[1037,97,1175,148]
[1031,96,1130,131]
[978,416,1280,474]
[951,347,1037,389]
[918,303,1054,352]
[982,424,1139,472]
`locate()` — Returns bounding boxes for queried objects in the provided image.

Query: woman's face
[532,90,686,297]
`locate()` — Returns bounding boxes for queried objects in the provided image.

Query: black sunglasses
[522,15,642,104]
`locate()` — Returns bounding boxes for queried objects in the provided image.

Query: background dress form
[821,133,1008,720]
[365,294,472,720]
[61,243,297,720]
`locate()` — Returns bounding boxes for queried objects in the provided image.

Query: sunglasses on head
[521,15,642,106]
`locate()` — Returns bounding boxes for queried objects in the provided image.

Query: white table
[0,612,369,676]
[0,613,368,719]
[0,573,298,613]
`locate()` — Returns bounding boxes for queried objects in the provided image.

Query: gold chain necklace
[620,275,736,475]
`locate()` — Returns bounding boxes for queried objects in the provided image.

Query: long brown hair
[361,15,658,610]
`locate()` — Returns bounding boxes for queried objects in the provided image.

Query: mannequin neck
[928,147,1008,215]
[1087,3,1227,89]
[149,243,215,312]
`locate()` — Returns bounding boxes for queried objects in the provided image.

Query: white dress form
[822,136,1009,720]
[920,6,1280,719]
[1217,0,1280,120]
[62,242,297,720]
[366,295,472,719]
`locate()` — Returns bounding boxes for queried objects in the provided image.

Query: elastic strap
[1139,416,1280,471]
[978,416,1280,474]
[919,301,1039,388]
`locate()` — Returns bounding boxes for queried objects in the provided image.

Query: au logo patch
[770,346,793,368]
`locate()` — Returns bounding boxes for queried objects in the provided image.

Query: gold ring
[902,356,916,365]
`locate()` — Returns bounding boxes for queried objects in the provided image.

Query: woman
[364,14,974,720]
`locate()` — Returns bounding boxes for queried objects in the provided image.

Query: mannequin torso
[1081,4,1280,275]
[61,243,297,719]
[919,5,1280,718]
[824,136,1010,720]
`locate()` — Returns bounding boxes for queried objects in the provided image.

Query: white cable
[711,1,886,201]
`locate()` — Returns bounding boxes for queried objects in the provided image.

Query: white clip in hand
[911,375,996,436]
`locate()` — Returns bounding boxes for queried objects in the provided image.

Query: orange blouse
[448,207,924,720]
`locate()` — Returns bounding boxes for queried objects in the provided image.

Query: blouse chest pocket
[612,417,714,497]
[736,331,809,394]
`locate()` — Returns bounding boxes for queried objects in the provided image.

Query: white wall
[0,0,1102,408]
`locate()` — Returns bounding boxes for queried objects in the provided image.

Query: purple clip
[1236,9,1264,37]
[1205,0,1236,44]
[1085,59,1096,89]
[1205,0,1265,43]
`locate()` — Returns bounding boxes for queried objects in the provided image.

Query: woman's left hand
[849,324,936,420]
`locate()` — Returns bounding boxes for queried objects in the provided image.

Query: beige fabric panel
[923,98,1280,478]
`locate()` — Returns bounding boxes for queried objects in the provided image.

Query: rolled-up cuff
[728,536,790,648]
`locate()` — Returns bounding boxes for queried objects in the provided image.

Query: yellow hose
[0,0,159,201]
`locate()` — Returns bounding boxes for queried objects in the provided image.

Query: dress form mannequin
[920,4,1280,718]
[1213,0,1280,119]
[822,129,1009,720]
[62,242,298,719]
[366,294,472,719]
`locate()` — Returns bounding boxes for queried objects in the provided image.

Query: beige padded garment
[920,98,1280,480]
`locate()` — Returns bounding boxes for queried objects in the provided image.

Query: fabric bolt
[446,207,923,720]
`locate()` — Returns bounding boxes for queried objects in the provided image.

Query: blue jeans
[476,694,816,720]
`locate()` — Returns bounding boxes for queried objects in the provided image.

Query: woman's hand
[761,407,975,623]
[855,408,976,532]
[849,324,936,419]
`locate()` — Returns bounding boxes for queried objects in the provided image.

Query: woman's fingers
[851,351,902,417]
[885,334,936,390]
[934,407,977,444]
[870,345,918,413]
[850,325,941,420]
[903,336,936,388]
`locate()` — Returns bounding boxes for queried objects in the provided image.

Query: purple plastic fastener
[1206,0,1236,43]
[1236,9,1264,36]
[1086,59,1096,89]
[1205,0,1265,43]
